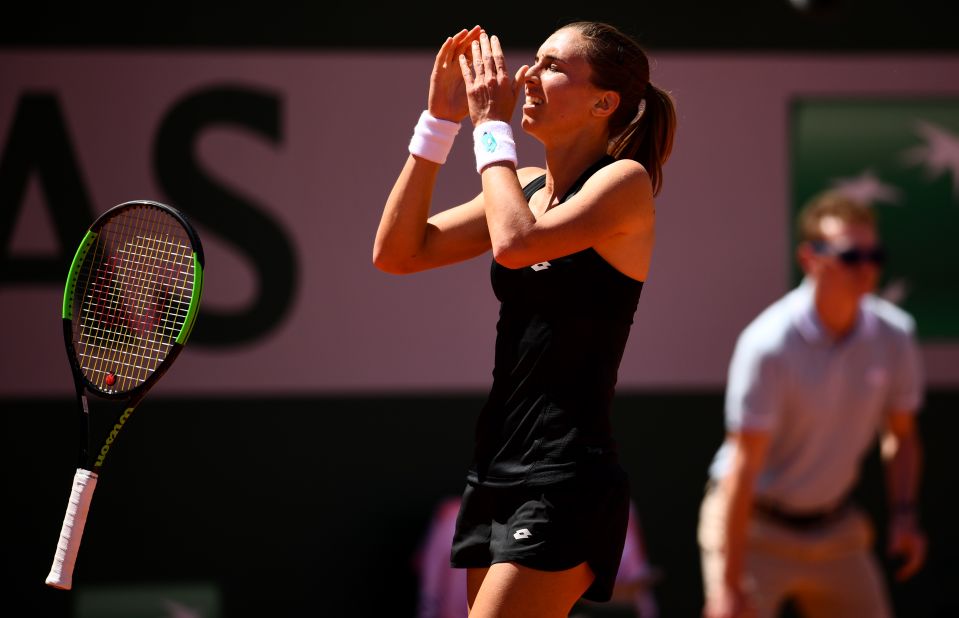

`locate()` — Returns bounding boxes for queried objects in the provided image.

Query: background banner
[2,52,958,397]
[792,98,959,339]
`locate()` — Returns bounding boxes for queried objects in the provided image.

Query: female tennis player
[373,21,676,618]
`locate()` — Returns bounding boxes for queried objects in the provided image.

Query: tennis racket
[45,200,204,590]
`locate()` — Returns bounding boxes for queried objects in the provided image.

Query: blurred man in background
[698,191,927,617]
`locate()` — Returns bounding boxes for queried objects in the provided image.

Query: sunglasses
[811,241,887,267]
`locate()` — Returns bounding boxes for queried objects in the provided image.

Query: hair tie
[632,99,647,124]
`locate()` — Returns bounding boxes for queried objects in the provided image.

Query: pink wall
[1,50,957,395]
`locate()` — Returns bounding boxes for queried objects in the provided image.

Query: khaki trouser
[698,484,893,618]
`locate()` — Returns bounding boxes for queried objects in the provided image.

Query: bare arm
[374,156,491,274]
[882,411,926,581]
[705,431,770,618]
[372,27,493,274]
[480,161,653,269]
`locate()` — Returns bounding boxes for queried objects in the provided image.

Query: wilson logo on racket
[94,407,133,468]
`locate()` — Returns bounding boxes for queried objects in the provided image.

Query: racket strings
[104,206,193,388]
[94,208,169,389]
[111,207,172,382]
[73,204,197,393]
[81,207,192,390]
[119,209,191,384]
[77,208,161,390]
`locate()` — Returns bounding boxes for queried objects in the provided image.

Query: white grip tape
[472,121,518,173]
[408,110,461,164]
[45,468,98,590]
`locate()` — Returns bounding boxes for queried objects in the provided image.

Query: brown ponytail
[561,21,678,196]
[609,83,676,196]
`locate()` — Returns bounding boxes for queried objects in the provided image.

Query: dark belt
[753,496,852,530]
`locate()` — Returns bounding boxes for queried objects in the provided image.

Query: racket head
[62,200,204,399]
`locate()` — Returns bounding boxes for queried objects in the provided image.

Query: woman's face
[521,28,605,137]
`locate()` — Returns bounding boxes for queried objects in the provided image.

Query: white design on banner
[903,120,959,198]
[829,169,902,205]
[163,599,204,618]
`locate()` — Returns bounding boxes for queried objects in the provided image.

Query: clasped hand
[427,26,528,127]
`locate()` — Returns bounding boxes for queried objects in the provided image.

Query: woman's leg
[468,561,594,618]
[466,567,489,613]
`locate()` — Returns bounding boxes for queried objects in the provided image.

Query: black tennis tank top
[467,156,644,487]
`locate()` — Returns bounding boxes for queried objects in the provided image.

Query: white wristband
[408,110,461,164]
[472,121,518,174]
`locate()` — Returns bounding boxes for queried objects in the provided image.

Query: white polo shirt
[708,277,924,512]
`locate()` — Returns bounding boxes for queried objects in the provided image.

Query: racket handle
[45,468,98,590]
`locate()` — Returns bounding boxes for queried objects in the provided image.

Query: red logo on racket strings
[104,372,117,387]
[88,253,188,335]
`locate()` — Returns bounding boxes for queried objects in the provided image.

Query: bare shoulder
[587,159,653,197]
[583,160,656,279]
[580,159,655,225]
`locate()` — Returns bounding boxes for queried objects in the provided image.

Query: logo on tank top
[531,262,551,271]
[513,528,532,540]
